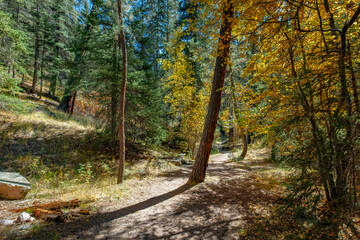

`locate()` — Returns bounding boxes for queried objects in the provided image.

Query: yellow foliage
[162,39,209,158]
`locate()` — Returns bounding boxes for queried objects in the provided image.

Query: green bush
[0,68,21,94]
[0,93,36,114]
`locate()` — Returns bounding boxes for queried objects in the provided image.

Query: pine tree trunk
[50,43,59,98]
[31,0,40,94]
[188,1,233,184]
[49,75,57,98]
[40,44,45,99]
[58,70,77,113]
[58,91,74,113]
[70,91,77,115]
[117,0,127,184]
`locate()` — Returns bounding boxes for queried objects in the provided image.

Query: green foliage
[0,69,21,93]
[76,163,93,183]
[0,9,28,93]
[210,145,220,155]
[0,92,36,114]
[0,10,28,61]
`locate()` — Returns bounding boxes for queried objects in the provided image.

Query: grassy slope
[0,92,176,201]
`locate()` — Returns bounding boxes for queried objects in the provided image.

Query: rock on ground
[0,172,31,200]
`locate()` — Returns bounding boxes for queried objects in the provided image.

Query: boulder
[0,172,31,200]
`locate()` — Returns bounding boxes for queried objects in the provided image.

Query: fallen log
[33,208,64,222]
[10,199,91,223]
[10,199,81,212]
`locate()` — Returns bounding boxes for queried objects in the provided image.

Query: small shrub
[76,162,93,183]
[0,69,21,94]
[0,93,36,114]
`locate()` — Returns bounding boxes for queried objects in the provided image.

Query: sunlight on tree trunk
[188,0,234,184]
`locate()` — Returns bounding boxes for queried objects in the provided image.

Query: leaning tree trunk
[117,0,127,184]
[188,0,234,184]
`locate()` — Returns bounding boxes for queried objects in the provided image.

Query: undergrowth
[0,92,36,114]
[19,154,176,201]
[236,149,360,240]
[0,92,176,202]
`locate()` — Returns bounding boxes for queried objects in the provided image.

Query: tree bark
[58,89,75,113]
[240,134,247,159]
[31,0,40,94]
[70,91,77,115]
[40,43,45,99]
[188,0,233,184]
[117,0,127,184]
[49,75,57,98]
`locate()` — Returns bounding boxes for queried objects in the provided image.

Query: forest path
[32,148,272,240]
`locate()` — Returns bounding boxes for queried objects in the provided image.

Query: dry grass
[26,159,178,202]
[0,93,177,203]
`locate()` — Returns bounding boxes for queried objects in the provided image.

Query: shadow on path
[26,184,194,239]
[26,152,255,240]
[87,183,193,224]
[64,176,274,240]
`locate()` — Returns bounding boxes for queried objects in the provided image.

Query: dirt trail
[30,149,271,240]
